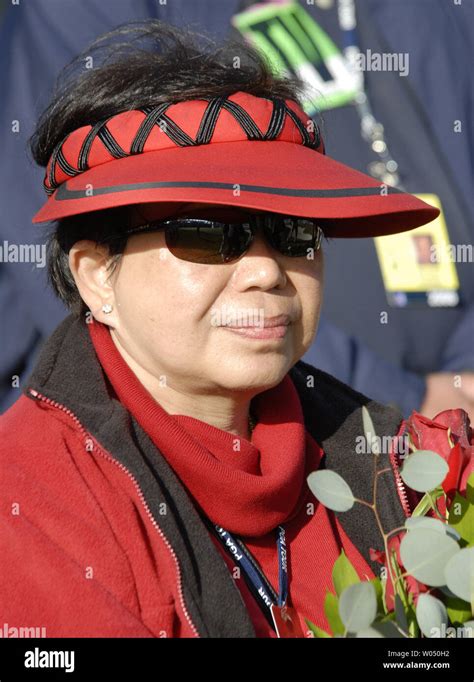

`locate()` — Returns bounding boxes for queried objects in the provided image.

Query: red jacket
[0,315,418,637]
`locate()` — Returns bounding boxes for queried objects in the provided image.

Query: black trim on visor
[54,179,404,201]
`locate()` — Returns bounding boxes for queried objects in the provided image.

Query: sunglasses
[114,213,323,264]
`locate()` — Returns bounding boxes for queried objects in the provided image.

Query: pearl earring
[102,303,113,314]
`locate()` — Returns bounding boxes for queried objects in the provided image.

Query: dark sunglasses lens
[266,216,320,257]
[165,221,253,264]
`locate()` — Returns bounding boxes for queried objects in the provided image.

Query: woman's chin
[212,360,291,393]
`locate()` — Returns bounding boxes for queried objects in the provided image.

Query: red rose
[406,410,451,455]
[405,409,474,498]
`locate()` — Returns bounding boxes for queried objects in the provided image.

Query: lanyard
[204,517,288,631]
[336,0,404,190]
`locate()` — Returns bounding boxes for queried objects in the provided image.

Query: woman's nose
[231,227,287,291]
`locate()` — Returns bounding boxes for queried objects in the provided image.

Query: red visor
[33,91,439,237]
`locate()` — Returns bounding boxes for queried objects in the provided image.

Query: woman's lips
[220,315,291,340]
[222,325,289,340]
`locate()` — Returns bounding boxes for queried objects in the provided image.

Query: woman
[0,20,438,638]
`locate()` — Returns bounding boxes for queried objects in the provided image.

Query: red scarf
[88,319,317,537]
[88,319,375,636]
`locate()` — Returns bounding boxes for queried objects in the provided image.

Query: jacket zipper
[389,429,412,518]
[28,388,200,638]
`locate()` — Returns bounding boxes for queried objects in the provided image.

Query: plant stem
[354,497,374,510]
[370,452,398,606]
[427,491,448,521]
[386,526,407,538]
[377,467,392,476]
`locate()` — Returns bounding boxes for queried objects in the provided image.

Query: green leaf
[307,470,355,512]
[362,405,379,455]
[400,451,449,493]
[459,620,474,638]
[332,550,360,597]
[446,526,462,542]
[388,552,418,635]
[466,473,474,504]
[405,517,461,541]
[339,582,377,633]
[444,547,474,606]
[449,492,474,546]
[405,517,447,533]
[444,595,473,626]
[400,529,460,586]
[395,594,409,634]
[324,592,345,636]
[355,621,404,638]
[416,594,448,638]
[389,547,409,610]
[370,576,385,615]
[305,619,332,638]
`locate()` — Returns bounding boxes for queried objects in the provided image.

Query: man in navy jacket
[1,0,473,418]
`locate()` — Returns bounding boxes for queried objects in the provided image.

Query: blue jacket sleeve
[440,303,474,372]
[303,317,427,418]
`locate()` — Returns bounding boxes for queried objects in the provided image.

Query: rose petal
[433,409,472,449]
[406,411,451,459]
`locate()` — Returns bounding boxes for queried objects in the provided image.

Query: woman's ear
[68,240,118,324]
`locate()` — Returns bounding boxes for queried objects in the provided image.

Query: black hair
[30,19,317,317]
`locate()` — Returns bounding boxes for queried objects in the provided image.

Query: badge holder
[374,194,460,308]
[271,603,306,638]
